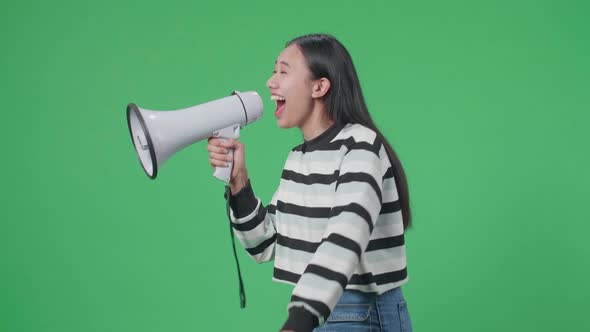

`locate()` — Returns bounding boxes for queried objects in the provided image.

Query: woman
[207,34,412,332]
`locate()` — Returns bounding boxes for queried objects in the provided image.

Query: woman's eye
[280,71,287,74]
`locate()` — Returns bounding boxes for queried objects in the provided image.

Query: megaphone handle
[212,124,241,183]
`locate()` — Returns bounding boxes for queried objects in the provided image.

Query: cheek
[285,75,310,96]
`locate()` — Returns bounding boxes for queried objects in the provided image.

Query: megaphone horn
[126,90,263,181]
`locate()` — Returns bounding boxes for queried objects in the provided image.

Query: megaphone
[126,90,263,182]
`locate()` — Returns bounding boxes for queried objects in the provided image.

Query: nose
[267,73,278,90]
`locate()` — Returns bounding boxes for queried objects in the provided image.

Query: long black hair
[287,34,412,229]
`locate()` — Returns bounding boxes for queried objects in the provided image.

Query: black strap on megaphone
[224,185,246,309]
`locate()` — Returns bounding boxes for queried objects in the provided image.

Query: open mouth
[271,95,286,117]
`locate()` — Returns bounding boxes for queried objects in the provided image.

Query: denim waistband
[338,287,404,305]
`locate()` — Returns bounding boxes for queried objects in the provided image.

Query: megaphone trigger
[212,124,241,183]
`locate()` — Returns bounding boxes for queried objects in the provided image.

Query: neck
[300,101,335,141]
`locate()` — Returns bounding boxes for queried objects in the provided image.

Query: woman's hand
[207,137,249,194]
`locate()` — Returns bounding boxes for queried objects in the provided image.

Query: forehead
[276,44,306,68]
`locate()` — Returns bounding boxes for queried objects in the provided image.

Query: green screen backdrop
[1,0,589,331]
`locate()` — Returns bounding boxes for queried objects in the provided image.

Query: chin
[276,118,292,129]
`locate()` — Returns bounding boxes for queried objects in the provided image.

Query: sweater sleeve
[229,180,278,263]
[281,139,386,332]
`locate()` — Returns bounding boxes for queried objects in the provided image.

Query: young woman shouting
[208,34,413,332]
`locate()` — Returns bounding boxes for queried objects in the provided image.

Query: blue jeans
[313,287,412,332]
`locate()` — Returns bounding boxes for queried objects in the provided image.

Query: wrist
[229,170,249,194]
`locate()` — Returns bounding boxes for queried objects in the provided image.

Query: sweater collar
[298,121,346,153]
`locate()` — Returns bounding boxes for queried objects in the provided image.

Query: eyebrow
[275,60,290,67]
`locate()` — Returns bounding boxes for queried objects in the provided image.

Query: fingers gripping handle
[212,124,240,183]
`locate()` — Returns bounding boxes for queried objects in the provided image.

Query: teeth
[271,95,286,101]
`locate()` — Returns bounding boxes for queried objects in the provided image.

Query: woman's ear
[311,78,331,98]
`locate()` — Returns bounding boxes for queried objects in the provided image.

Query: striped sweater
[228,122,408,331]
